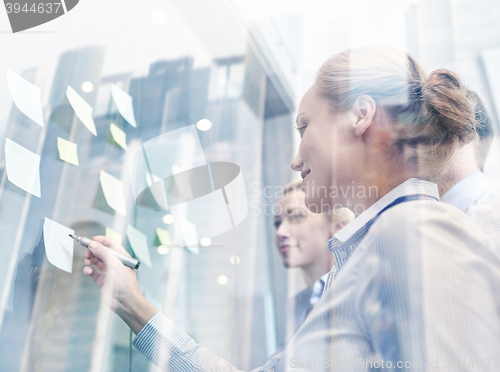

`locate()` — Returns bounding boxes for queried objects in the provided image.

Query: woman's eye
[274,220,281,229]
[290,214,305,222]
[295,125,307,137]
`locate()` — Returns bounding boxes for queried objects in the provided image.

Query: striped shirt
[133,178,500,371]
[441,172,500,255]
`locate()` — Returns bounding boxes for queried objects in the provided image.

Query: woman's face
[291,84,367,212]
[274,190,331,269]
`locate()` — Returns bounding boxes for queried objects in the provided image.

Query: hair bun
[422,69,476,143]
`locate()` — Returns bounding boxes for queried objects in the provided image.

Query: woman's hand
[83,235,158,334]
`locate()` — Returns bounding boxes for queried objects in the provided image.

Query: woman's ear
[352,95,377,137]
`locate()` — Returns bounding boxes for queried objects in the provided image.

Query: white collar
[441,172,491,212]
[333,178,440,243]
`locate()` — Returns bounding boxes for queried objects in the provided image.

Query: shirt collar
[441,172,491,212]
[333,178,440,243]
[319,272,330,284]
[310,273,330,306]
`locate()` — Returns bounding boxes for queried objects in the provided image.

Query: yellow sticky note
[100,170,127,216]
[105,227,123,245]
[127,225,151,267]
[57,137,79,166]
[156,228,172,246]
[110,123,127,149]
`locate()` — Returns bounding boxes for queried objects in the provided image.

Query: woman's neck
[301,254,334,287]
[437,143,480,196]
[346,172,415,213]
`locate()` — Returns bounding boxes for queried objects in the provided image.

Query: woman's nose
[291,152,303,172]
[276,220,289,239]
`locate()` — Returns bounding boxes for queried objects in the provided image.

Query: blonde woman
[273,180,353,348]
[84,46,500,371]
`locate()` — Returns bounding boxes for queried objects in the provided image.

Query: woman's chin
[305,197,332,214]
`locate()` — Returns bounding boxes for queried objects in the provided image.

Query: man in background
[439,90,499,253]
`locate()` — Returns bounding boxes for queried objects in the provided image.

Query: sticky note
[99,171,127,216]
[128,145,150,200]
[127,225,151,267]
[142,125,206,181]
[105,227,123,245]
[66,85,97,136]
[109,123,127,149]
[111,84,137,128]
[6,70,44,127]
[5,138,41,197]
[43,217,74,273]
[155,228,172,246]
[57,137,79,165]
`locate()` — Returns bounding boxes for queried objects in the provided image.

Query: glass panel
[0,0,499,371]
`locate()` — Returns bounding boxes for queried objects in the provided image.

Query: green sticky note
[109,123,127,149]
[98,170,127,216]
[105,227,123,245]
[57,137,79,166]
[155,228,172,246]
[127,225,151,267]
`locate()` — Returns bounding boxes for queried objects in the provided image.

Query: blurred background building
[0,0,499,371]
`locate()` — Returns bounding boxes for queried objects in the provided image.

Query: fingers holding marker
[87,240,116,265]
[84,257,104,270]
[84,250,92,260]
[83,266,100,282]
[92,235,131,257]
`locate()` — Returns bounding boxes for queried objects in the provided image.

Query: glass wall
[0,0,499,371]
[0,1,297,370]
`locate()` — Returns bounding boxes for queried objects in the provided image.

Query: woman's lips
[279,245,292,253]
[301,169,311,179]
[301,171,310,187]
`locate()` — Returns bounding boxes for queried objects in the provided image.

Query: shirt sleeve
[133,312,282,372]
[355,201,500,369]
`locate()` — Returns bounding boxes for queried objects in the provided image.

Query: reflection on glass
[66,85,97,136]
[200,237,211,247]
[4,138,41,197]
[162,214,174,224]
[196,119,212,131]
[230,255,241,265]
[157,245,169,255]
[81,81,94,93]
[217,275,228,285]
[111,84,138,128]
[6,69,44,127]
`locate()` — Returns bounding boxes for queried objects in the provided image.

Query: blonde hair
[315,45,476,177]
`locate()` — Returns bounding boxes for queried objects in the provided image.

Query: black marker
[69,234,140,270]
